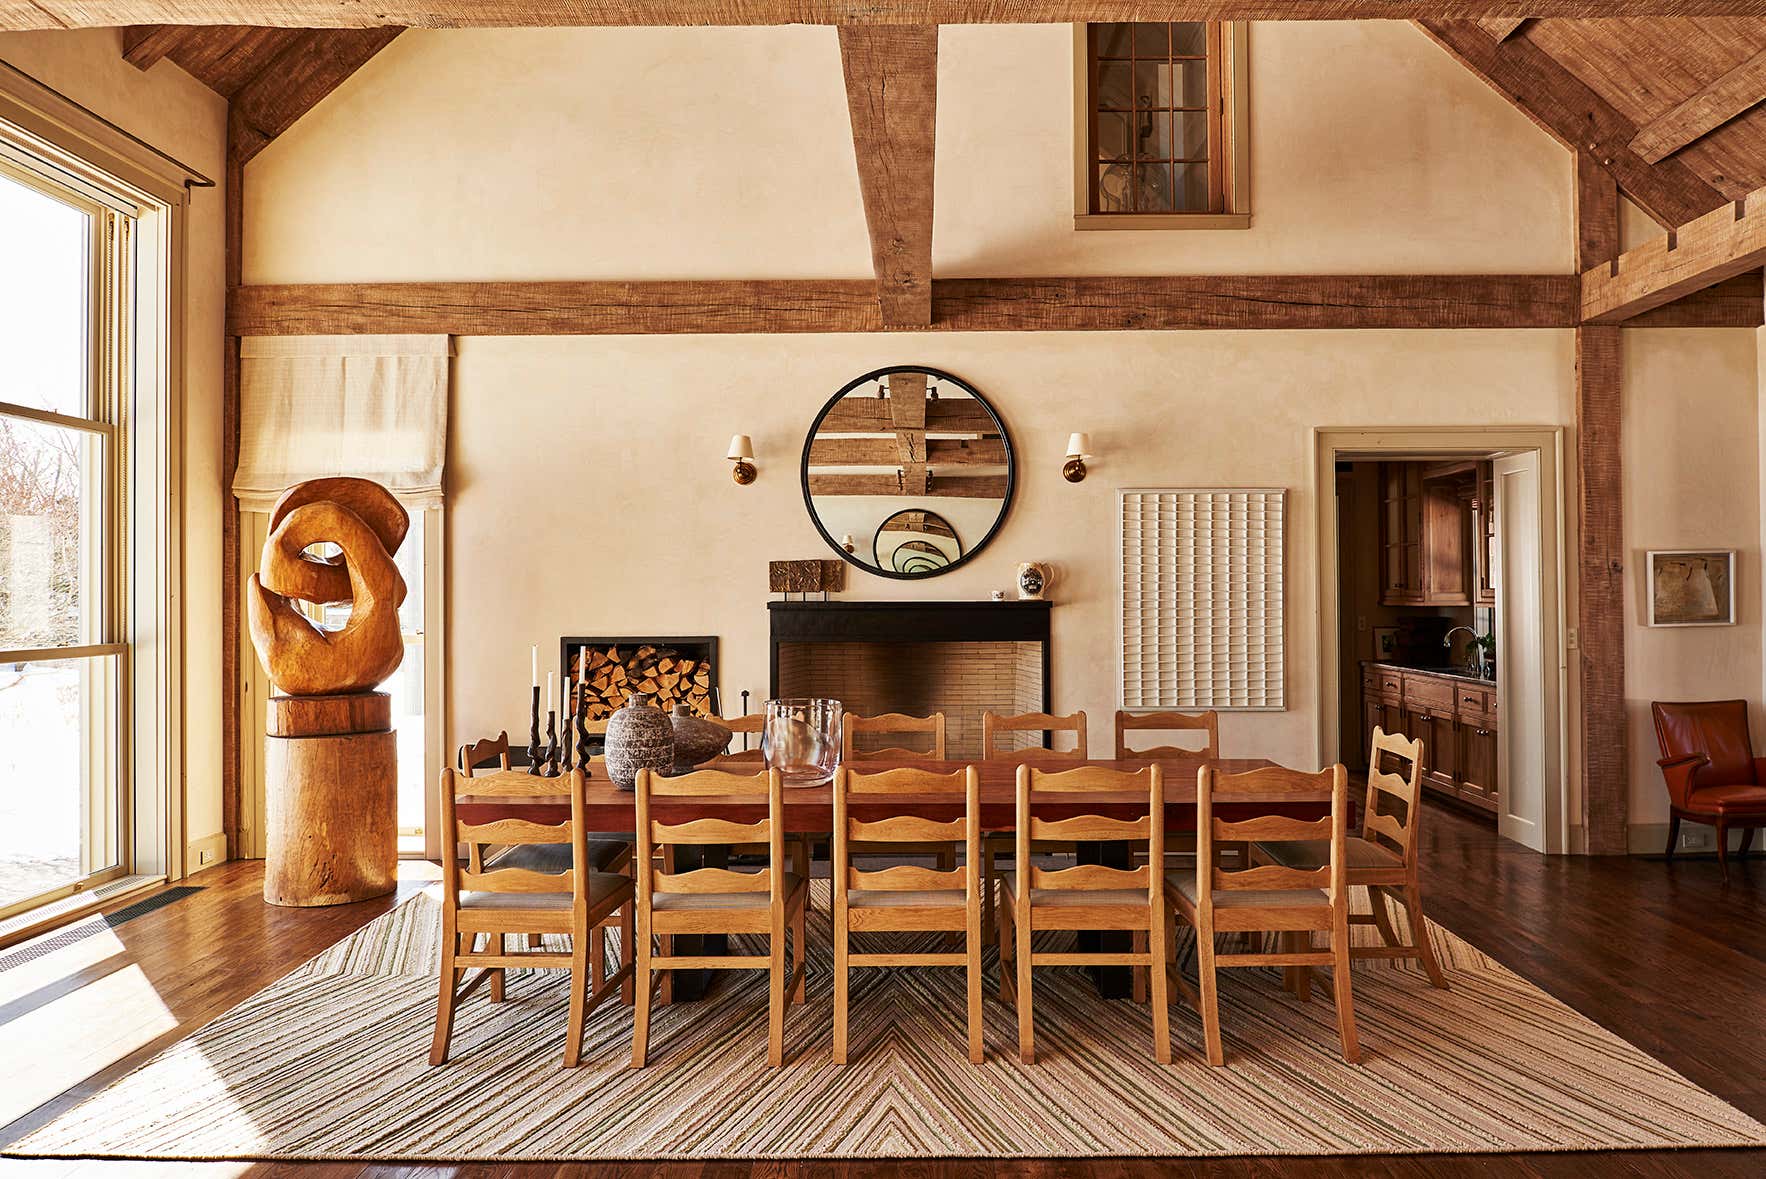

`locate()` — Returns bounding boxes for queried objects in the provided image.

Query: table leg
[1078,840,1133,999]
[666,843,729,1001]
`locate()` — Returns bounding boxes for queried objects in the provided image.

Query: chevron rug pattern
[10,886,1765,1162]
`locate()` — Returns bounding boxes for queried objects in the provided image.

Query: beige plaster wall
[0,31,230,860]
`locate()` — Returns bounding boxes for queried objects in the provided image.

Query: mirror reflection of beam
[817,398,995,434]
[889,371,930,495]
[807,436,1007,465]
[806,473,1009,498]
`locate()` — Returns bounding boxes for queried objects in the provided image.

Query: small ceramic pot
[670,704,732,773]
[1017,561,1050,600]
[603,692,675,791]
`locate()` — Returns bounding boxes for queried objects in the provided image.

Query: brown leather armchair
[1651,700,1766,880]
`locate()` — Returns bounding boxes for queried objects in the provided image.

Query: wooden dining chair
[631,766,808,1068]
[431,767,634,1068]
[833,764,983,1064]
[458,731,512,773]
[717,713,765,765]
[843,711,947,761]
[1166,763,1358,1067]
[982,710,1088,765]
[998,763,1170,1064]
[1252,728,1446,989]
[1115,710,1219,760]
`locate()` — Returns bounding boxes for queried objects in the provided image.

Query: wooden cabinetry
[1361,663,1498,813]
[1377,462,1474,606]
[1473,460,1496,607]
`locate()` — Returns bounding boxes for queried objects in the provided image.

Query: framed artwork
[1647,550,1735,627]
[1371,626,1399,660]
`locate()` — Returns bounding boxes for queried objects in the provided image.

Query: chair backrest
[1651,699,1757,789]
[1015,764,1162,905]
[716,713,766,764]
[457,731,511,775]
[1114,710,1218,760]
[842,711,947,761]
[1364,726,1424,864]
[633,767,783,906]
[438,767,588,908]
[1196,763,1348,910]
[983,710,1088,765]
[835,765,978,900]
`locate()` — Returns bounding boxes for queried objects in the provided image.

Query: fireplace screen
[562,636,719,721]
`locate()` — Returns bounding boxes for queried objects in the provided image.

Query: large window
[0,162,130,917]
[1075,22,1249,228]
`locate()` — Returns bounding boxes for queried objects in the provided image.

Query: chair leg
[489,932,506,1003]
[1293,932,1313,1003]
[658,933,674,1006]
[619,900,635,1005]
[966,906,984,1065]
[564,926,590,1068]
[1196,927,1223,1067]
[768,907,788,1068]
[833,918,850,1065]
[996,892,1015,1001]
[1367,885,1402,949]
[630,915,653,1068]
[592,922,606,998]
[1330,906,1361,1065]
[1740,827,1756,860]
[1664,813,1681,860]
[1015,904,1034,1064]
[982,843,995,940]
[1716,820,1731,883]
[1148,918,1171,1065]
[1133,930,1148,1004]
[429,931,461,1066]
[1400,883,1448,990]
[791,894,808,1005]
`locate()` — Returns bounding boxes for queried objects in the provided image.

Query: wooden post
[1575,151,1629,855]
[263,691,397,906]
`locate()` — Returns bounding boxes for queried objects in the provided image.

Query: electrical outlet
[199,848,216,865]
[1566,628,1580,650]
[1357,615,1369,632]
[1681,830,1712,851]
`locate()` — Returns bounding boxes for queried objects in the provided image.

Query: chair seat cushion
[489,839,631,875]
[1687,784,1766,815]
[847,888,966,909]
[1254,837,1403,872]
[460,870,630,910]
[998,871,1146,909]
[1165,868,1328,910]
[653,873,804,910]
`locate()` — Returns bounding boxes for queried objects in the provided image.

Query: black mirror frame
[800,365,1016,581]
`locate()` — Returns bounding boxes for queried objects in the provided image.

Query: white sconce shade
[726,434,755,461]
[1065,432,1093,459]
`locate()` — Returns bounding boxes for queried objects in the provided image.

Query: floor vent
[0,885,202,973]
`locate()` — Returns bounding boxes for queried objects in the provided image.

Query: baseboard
[185,831,229,875]
[1628,821,1755,856]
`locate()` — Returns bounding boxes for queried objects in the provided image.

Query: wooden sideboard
[1362,662,1499,812]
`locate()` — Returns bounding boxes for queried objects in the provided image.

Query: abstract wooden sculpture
[248,477,408,907]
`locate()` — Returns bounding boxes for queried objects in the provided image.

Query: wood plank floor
[0,805,1760,1178]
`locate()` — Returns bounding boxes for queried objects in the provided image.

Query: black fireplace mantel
[768,600,1051,709]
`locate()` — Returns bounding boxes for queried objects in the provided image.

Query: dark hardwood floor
[0,806,1761,1178]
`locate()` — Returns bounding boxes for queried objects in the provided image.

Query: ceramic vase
[1016,561,1050,600]
[604,692,674,791]
[669,704,732,773]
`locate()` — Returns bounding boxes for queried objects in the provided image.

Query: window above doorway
[1074,22,1249,230]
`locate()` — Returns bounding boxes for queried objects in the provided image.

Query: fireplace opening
[562,636,720,722]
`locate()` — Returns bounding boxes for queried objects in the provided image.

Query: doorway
[1315,428,1568,854]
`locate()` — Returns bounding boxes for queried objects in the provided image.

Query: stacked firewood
[575,644,713,719]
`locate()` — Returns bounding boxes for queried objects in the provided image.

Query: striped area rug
[9,886,1764,1162]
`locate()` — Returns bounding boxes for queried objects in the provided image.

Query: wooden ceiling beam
[12,2,1766,32]
[1583,182,1766,322]
[1629,48,1766,164]
[1418,19,1731,228]
[122,24,185,69]
[839,25,937,328]
[1477,16,1529,40]
[228,274,1579,334]
[230,27,403,164]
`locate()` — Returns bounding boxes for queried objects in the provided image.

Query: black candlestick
[527,684,542,773]
[543,709,560,777]
[576,693,593,770]
[561,684,576,773]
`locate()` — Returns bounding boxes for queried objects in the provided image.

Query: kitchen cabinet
[1473,461,1496,607]
[1361,663,1498,813]
[1378,462,1473,607]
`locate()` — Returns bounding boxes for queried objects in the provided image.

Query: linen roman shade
[232,335,451,511]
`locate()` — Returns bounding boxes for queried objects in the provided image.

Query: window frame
[1072,22,1251,231]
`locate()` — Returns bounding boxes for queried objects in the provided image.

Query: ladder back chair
[832,765,983,1064]
[1167,763,1358,1066]
[716,713,765,765]
[981,710,1088,936]
[432,767,634,1068]
[843,712,955,871]
[713,713,813,909]
[1115,710,1219,760]
[1253,727,1445,988]
[998,763,1170,1064]
[458,731,512,773]
[631,767,808,1068]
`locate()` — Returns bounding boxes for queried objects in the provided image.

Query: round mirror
[801,366,1014,579]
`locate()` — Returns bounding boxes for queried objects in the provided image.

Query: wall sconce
[840,533,856,554]
[1063,433,1093,483]
[726,434,757,485]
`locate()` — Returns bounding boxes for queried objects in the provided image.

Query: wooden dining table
[457,754,1321,1001]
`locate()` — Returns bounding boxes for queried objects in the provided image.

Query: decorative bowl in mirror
[801,366,1014,579]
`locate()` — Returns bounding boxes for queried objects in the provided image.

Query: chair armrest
[1753,757,1766,786]
[1657,753,1709,808]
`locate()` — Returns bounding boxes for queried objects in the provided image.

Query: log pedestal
[264,691,397,907]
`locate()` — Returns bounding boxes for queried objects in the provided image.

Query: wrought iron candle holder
[561,683,576,773]
[543,709,561,777]
[527,684,543,772]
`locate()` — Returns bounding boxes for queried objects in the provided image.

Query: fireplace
[561,635,720,721]
[769,602,1051,760]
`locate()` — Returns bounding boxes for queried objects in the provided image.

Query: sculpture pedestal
[264,691,397,907]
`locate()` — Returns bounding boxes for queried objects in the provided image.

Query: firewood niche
[565,636,720,721]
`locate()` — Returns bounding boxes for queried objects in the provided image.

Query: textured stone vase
[604,692,674,790]
[670,704,732,774]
